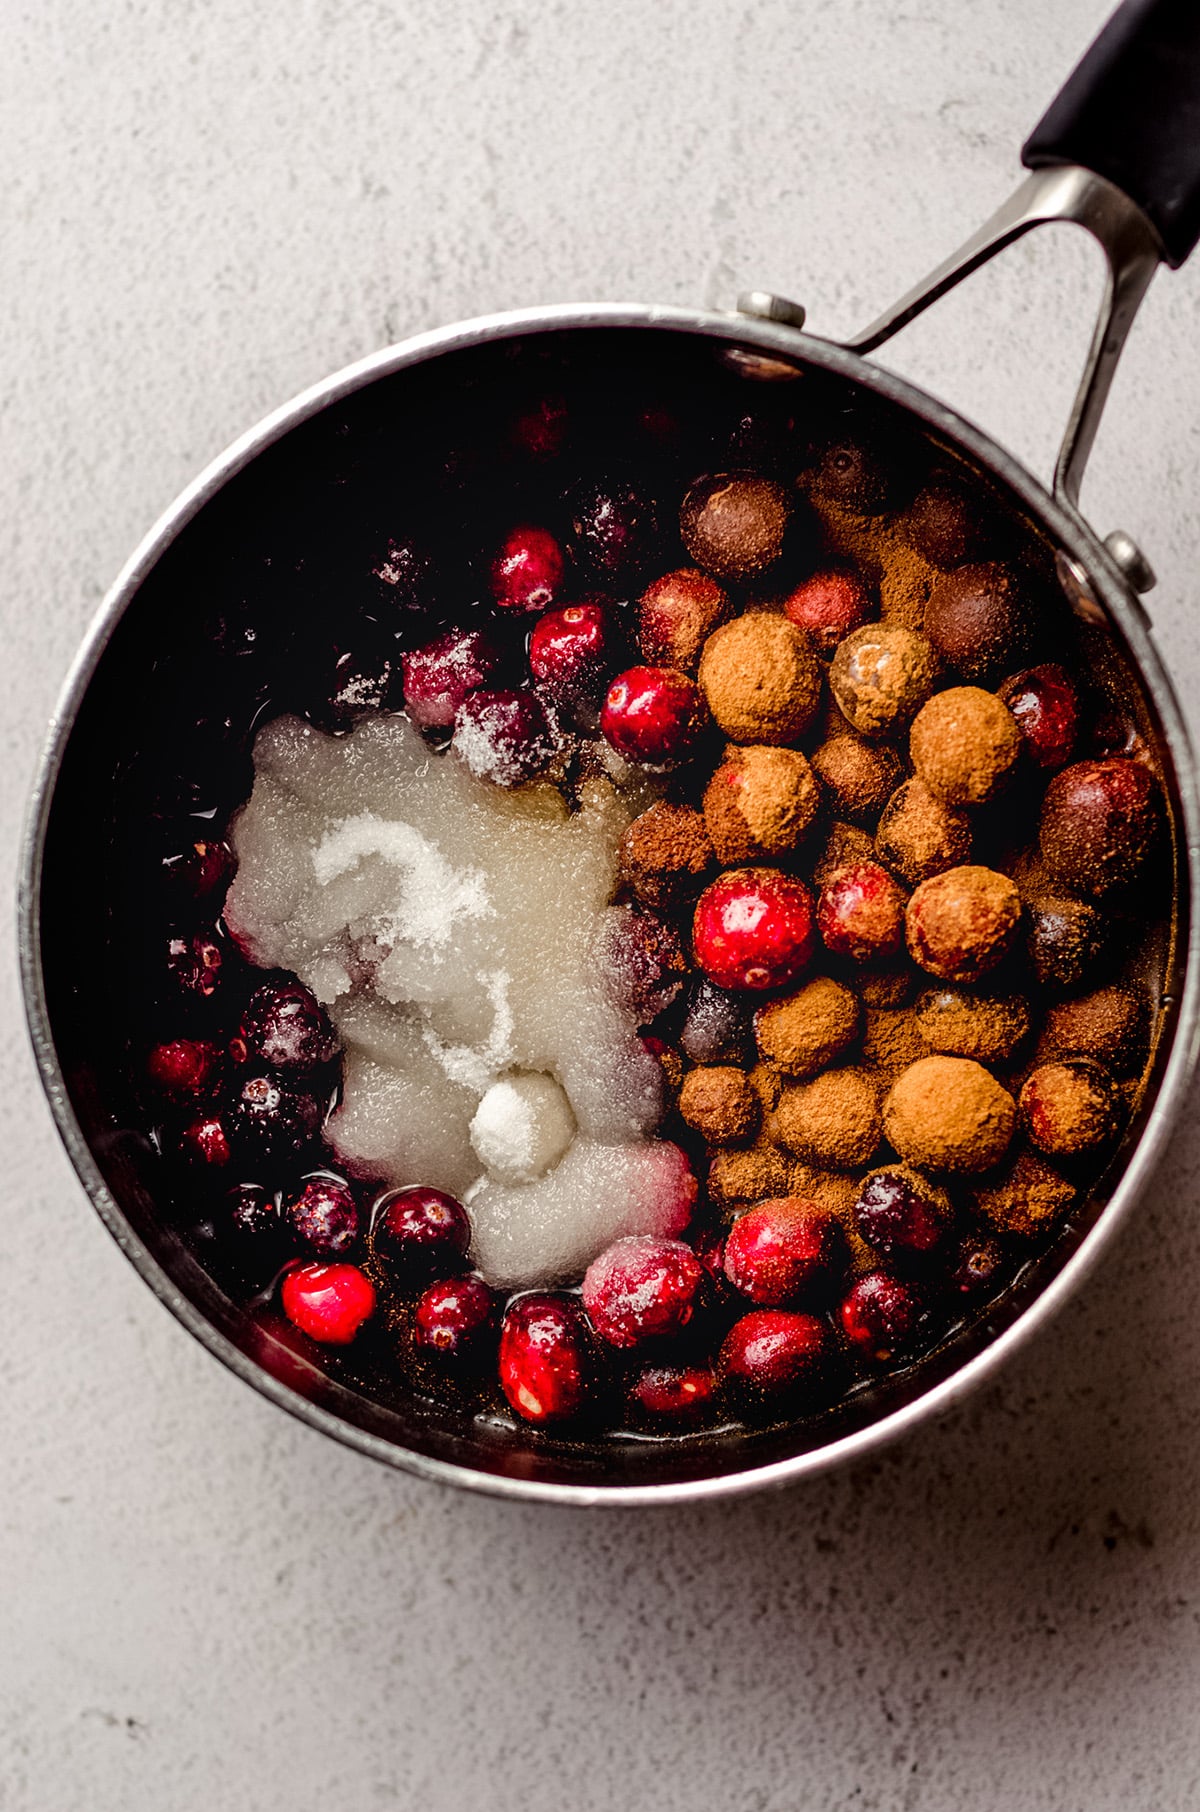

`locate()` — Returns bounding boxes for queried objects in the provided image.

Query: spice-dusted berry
[908,687,1022,806]
[286,1176,360,1255]
[414,1275,496,1359]
[702,744,821,864]
[817,861,907,964]
[582,1235,705,1348]
[912,988,1030,1063]
[718,1309,834,1402]
[923,562,1036,683]
[372,1186,472,1278]
[838,1271,922,1361]
[774,1068,882,1170]
[529,602,615,709]
[1039,757,1162,896]
[810,820,877,890]
[903,478,986,568]
[754,976,861,1078]
[970,1151,1076,1238]
[883,1057,1016,1174]
[1043,985,1147,1075]
[1020,1059,1121,1158]
[853,1165,953,1262]
[876,779,972,885]
[499,1294,590,1422]
[813,432,898,513]
[723,1199,846,1305]
[619,802,714,911]
[234,980,339,1074]
[569,478,659,579]
[997,663,1080,771]
[146,1038,222,1100]
[178,1112,234,1168]
[452,688,557,787]
[230,1072,324,1162]
[829,624,938,739]
[679,1066,759,1144]
[167,931,224,999]
[161,837,234,902]
[680,980,754,1065]
[402,628,504,730]
[639,568,732,670]
[281,1262,376,1345]
[698,613,823,744]
[783,568,876,654]
[692,867,817,993]
[593,903,689,1022]
[811,734,903,825]
[905,865,1021,984]
[680,472,790,578]
[600,665,710,767]
[628,1362,717,1424]
[948,1233,1006,1298]
[1026,896,1113,993]
[489,524,564,612]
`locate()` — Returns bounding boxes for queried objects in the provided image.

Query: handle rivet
[736,291,808,331]
[1104,529,1157,594]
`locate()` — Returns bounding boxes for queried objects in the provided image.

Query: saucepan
[19,0,1200,1502]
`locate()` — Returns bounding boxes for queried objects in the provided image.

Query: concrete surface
[6,2,1200,1807]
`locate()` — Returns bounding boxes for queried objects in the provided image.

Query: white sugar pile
[224,713,689,1286]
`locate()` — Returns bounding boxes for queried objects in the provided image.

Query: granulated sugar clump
[226,714,672,1282]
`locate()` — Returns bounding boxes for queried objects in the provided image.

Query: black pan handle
[1022,0,1200,268]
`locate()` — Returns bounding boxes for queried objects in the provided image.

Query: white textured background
[7,3,1200,1807]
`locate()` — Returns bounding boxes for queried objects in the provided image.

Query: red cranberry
[320,643,402,729]
[529,602,615,707]
[998,663,1080,770]
[593,904,688,1022]
[511,394,568,459]
[838,1271,922,1361]
[949,1233,1006,1298]
[234,980,339,1074]
[692,867,817,992]
[499,1294,590,1423]
[600,666,710,767]
[230,1073,324,1161]
[582,1235,705,1349]
[414,1275,496,1358]
[451,688,557,787]
[167,931,224,998]
[146,1038,222,1100]
[783,569,875,654]
[178,1113,233,1168]
[1039,756,1162,896]
[281,1262,376,1345]
[402,628,504,731]
[490,525,564,612]
[372,1186,471,1277]
[569,478,659,579]
[286,1176,359,1255]
[161,837,234,901]
[817,861,907,964]
[723,1199,845,1306]
[628,1362,717,1424]
[854,1167,951,1264]
[718,1310,833,1401]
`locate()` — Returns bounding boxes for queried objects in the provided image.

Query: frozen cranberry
[401,628,504,730]
[817,861,907,964]
[854,1167,952,1264]
[998,664,1080,771]
[838,1271,922,1361]
[281,1262,377,1345]
[146,1038,222,1100]
[569,478,659,579]
[161,837,234,901]
[718,1310,833,1401]
[372,1186,471,1277]
[628,1362,717,1424]
[600,665,710,767]
[286,1176,359,1255]
[414,1275,496,1358]
[451,688,557,787]
[490,524,564,612]
[511,393,568,459]
[693,868,817,993]
[783,569,875,654]
[230,1073,324,1161]
[1039,757,1162,896]
[593,903,688,1022]
[167,931,224,999]
[178,1113,233,1168]
[638,568,731,671]
[582,1235,705,1348]
[723,1199,846,1306]
[529,602,615,707]
[949,1233,1006,1298]
[320,643,401,729]
[234,980,339,1074]
[499,1295,590,1423]
[227,1181,283,1243]
[372,535,436,612]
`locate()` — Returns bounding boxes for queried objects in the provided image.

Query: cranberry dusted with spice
[489,524,564,612]
[692,867,817,993]
[1019,1059,1121,1159]
[698,613,823,745]
[499,1294,591,1423]
[817,860,907,964]
[628,1362,717,1424]
[401,628,504,730]
[813,431,898,513]
[997,663,1080,771]
[569,477,659,579]
[783,568,876,654]
[600,665,710,767]
[146,1038,222,1101]
[1026,896,1113,994]
[639,568,732,671]
[451,688,557,787]
[718,1310,834,1403]
[619,802,714,912]
[702,745,821,865]
[905,864,1021,984]
[723,1198,846,1306]
[923,561,1036,683]
[167,930,224,999]
[828,624,938,740]
[230,1073,325,1161]
[281,1262,377,1346]
[414,1275,496,1359]
[854,1165,953,1263]
[838,1272,923,1362]
[582,1235,705,1348]
[883,1057,1016,1175]
[234,980,339,1074]
[372,1185,472,1278]
[286,1176,360,1255]
[680,471,791,578]
[949,1233,1006,1299]
[529,602,615,707]
[908,687,1022,807]
[1039,756,1162,896]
